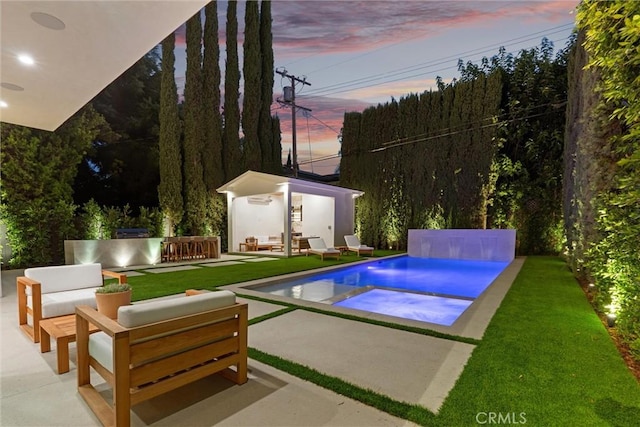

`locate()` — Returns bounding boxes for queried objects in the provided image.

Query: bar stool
[162,237,181,262]
[205,236,218,258]
[178,236,192,260]
[190,236,205,259]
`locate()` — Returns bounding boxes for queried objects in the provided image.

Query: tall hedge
[340,72,503,249]
[567,0,640,359]
[0,107,105,267]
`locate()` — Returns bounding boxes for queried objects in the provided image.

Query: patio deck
[0,255,523,426]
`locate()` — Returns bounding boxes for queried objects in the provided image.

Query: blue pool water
[253,256,509,326]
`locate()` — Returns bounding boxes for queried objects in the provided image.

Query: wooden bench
[76,291,248,427]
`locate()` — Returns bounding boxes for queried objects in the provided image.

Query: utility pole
[276,68,311,177]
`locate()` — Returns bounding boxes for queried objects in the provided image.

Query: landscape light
[606,313,616,327]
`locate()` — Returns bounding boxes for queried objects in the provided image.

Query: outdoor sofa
[17,263,126,342]
[76,290,248,427]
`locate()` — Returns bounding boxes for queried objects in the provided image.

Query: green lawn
[437,257,640,426]
[125,255,640,426]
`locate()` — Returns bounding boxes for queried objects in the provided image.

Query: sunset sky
[174,0,580,175]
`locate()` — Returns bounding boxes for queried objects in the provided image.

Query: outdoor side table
[40,314,99,374]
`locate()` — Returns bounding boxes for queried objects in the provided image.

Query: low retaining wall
[64,238,164,268]
[407,229,516,262]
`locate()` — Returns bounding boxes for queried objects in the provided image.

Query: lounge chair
[307,238,340,261]
[344,235,374,256]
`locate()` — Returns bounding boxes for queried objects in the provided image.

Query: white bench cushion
[28,287,100,320]
[25,264,104,294]
[117,291,236,328]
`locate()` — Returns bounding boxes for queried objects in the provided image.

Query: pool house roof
[216,170,364,198]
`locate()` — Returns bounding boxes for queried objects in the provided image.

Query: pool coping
[223,255,526,340]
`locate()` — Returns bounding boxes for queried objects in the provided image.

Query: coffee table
[40,314,99,374]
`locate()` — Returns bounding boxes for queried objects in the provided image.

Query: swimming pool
[251,255,510,326]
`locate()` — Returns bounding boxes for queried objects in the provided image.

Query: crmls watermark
[476,412,527,424]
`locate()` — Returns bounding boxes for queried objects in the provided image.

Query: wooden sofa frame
[17,268,126,343]
[75,300,248,427]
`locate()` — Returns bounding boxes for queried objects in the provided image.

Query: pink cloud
[272,1,577,57]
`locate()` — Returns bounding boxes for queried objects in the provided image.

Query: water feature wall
[407,229,516,262]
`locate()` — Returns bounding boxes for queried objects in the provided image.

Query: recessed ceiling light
[18,54,35,66]
[1,82,25,91]
[31,11,66,30]
[0,100,8,108]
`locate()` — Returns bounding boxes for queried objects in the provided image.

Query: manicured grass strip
[436,256,640,426]
[248,347,436,426]
[235,292,293,307]
[248,307,297,326]
[127,250,402,301]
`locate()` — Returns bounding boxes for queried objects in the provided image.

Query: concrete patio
[0,256,523,426]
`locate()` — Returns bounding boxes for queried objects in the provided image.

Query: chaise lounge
[344,235,374,256]
[307,238,341,261]
[76,290,248,427]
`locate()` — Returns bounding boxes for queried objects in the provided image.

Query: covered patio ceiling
[0,0,208,131]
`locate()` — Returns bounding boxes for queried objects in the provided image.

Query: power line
[304,111,314,173]
[307,112,341,135]
[300,34,572,101]
[280,22,575,168]
[373,109,566,152]
[301,23,574,99]
[292,0,532,76]
[296,103,567,165]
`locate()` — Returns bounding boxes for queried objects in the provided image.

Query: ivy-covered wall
[565,1,640,360]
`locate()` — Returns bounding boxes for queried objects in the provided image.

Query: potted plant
[95,283,132,319]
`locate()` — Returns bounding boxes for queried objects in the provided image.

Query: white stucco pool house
[217,171,364,257]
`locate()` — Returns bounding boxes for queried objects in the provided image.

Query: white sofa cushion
[89,291,238,372]
[89,332,113,372]
[27,287,100,320]
[117,291,236,328]
[25,264,104,294]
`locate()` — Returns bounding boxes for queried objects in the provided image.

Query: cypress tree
[271,115,282,171]
[202,1,224,190]
[223,0,242,179]
[183,11,207,234]
[158,32,183,234]
[259,1,277,173]
[241,0,261,171]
